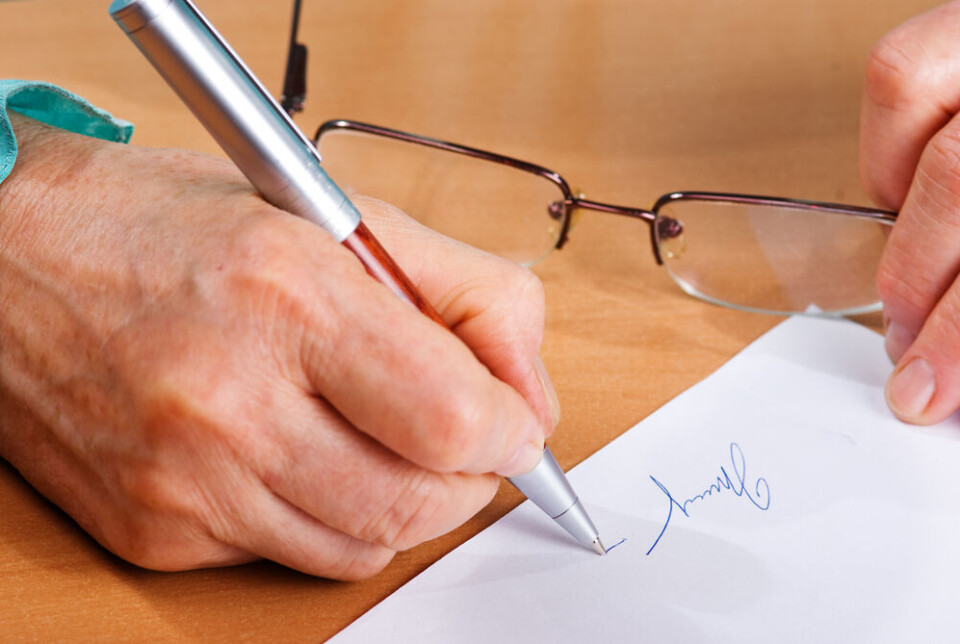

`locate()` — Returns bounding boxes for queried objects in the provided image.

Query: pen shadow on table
[401,505,775,642]
[414,505,775,611]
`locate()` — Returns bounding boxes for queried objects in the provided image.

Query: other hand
[861,0,960,424]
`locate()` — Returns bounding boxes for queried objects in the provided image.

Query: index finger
[355,196,557,436]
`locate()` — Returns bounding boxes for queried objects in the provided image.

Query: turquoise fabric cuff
[0,80,133,185]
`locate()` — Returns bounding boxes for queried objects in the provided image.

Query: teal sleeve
[0,80,134,185]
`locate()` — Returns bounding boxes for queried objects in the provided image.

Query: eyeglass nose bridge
[553,194,677,265]
[547,191,588,241]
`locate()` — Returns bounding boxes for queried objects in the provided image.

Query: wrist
[0,113,108,255]
[0,80,133,254]
[0,80,133,186]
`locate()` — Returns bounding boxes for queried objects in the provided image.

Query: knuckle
[112,532,174,571]
[503,265,545,312]
[102,458,240,572]
[488,266,546,350]
[117,460,186,516]
[353,194,407,226]
[875,251,934,325]
[876,258,913,309]
[99,514,186,571]
[918,130,960,208]
[516,268,546,318]
[138,359,219,440]
[933,298,960,344]
[326,545,395,581]
[210,215,343,364]
[864,28,932,111]
[935,297,960,334]
[419,392,490,472]
[128,324,267,457]
[355,471,496,552]
[357,470,440,549]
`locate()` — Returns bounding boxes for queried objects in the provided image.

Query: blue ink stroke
[646,442,770,555]
[605,538,627,554]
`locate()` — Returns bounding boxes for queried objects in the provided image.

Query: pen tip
[592,538,606,556]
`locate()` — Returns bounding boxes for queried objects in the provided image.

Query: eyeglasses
[280,2,898,317]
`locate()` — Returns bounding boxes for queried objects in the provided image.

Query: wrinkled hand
[0,114,557,579]
[860,0,960,424]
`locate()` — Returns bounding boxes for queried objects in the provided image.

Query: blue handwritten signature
[646,442,770,555]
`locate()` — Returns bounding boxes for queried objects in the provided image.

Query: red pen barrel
[341,222,446,326]
[343,226,603,552]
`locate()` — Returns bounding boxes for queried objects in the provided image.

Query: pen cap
[110,0,361,241]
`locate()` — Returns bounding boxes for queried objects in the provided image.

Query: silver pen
[109,0,605,556]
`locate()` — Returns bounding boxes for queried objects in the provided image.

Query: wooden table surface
[0,0,935,640]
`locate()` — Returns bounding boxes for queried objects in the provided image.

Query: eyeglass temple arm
[281,0,307,116]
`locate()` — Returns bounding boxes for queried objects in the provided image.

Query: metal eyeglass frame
[280,0,898,292]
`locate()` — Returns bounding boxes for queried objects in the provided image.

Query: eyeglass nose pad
[548,190,586,229]
[656,216,685,259]
[547,200,566,222]
[547,193,584,230]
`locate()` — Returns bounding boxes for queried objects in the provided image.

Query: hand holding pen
[0,0,604,581]
[0,6,572,583]
[110,0,604,563]
[2,113,562,579]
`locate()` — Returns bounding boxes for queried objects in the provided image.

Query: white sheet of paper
[332,317,960,643]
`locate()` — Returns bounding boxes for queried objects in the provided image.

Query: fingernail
[534,357,561,427]
[496,438,544,478]
[886,357,936,420]
[884,320,916,364]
